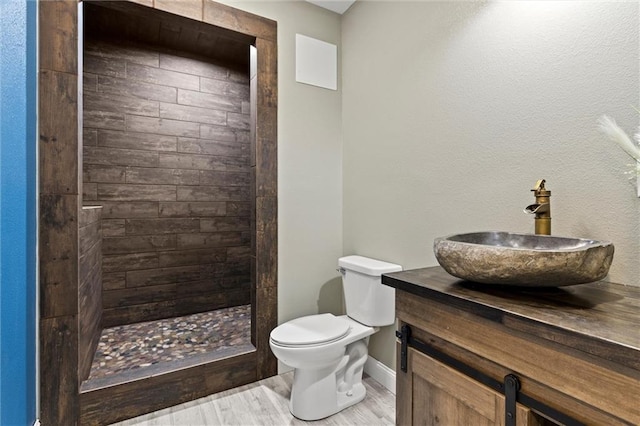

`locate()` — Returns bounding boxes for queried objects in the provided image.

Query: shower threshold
[81,304,253,392]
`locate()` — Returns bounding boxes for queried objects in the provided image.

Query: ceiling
[305,0,356,15]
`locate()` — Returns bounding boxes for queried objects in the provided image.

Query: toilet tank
[338,255,402,327]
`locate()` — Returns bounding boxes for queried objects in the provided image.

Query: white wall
[342,1,640,369]
[218,1,345,327]
[217,0,639,372]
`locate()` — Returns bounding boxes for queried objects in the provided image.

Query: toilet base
[289,339,369,421]
[337,381,366,411]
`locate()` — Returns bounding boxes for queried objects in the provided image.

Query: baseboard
[364,356,396,395]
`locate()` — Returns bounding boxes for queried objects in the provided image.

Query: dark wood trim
[254,35,277,379]
[203,0,277,42]
[40,315,79,425]
[39,0,277,424]
[79,351,257,425]
[39,1,80,424]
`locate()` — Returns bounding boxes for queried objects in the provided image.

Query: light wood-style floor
[109,372,395,425]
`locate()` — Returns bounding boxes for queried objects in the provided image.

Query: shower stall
[38,1,277,425]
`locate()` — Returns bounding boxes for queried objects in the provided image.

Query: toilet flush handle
[337,267,346,275]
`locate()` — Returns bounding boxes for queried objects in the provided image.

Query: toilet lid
[271,313,350,347]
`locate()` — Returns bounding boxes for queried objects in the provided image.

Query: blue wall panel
[0,0,37,424]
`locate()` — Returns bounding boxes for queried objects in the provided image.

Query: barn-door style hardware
[396,325,584,426]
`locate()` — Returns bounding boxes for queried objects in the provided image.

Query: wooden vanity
[382,266,640,425]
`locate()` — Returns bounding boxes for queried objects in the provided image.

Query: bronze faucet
[524,179,551,235]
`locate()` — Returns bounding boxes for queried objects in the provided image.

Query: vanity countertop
[382,266,640,372]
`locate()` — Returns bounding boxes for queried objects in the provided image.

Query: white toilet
[269,255,402,421]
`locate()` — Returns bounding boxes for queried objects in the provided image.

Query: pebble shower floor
[88,305,252,381]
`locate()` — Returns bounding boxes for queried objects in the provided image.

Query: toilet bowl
[270,314,377,420]
[269,255,402,421]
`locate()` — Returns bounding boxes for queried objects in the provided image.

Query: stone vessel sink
[434,232,614,287]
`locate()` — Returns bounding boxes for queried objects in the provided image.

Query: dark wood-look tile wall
[78,206,103,383]
[83,37,252,327]
[42,3,276,423]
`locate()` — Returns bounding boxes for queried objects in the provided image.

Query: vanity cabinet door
[399,346,543,426]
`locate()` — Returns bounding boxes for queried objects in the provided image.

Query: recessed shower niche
[38,1,277,424]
